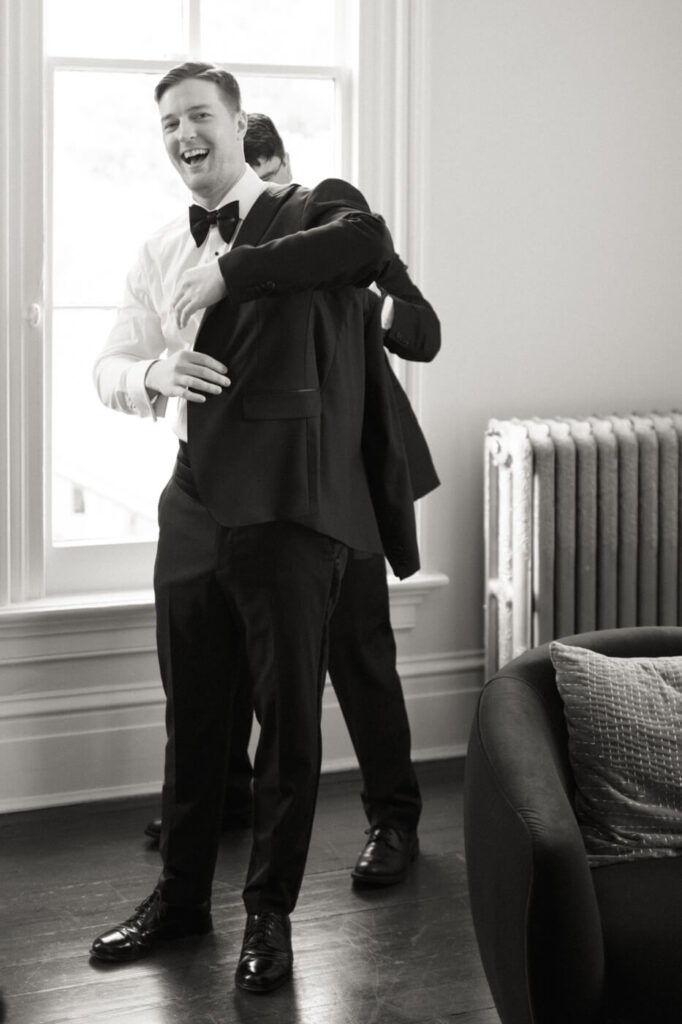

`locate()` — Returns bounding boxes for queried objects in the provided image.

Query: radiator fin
[484,412,682,675]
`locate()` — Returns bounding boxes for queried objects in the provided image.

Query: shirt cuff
[126,359,166,420]
[380,294,395,331]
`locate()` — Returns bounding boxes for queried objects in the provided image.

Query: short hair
[154,61,242,112]
[244,113,286,166]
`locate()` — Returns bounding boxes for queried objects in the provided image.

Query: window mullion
[185,0,201,58]
[2,0,46,604]
[46,54,341,80]
[0,0,12,606]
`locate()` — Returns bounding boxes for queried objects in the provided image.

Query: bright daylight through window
[46,0,346,546]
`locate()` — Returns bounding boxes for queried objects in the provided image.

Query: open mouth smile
[181,148,209,166]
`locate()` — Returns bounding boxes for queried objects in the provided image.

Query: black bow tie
[189,200,240,247]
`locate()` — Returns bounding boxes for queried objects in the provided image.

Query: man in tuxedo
[89,61,398,993]
[143,111,441,888]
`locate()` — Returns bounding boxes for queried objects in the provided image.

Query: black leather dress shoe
[144,818,163,842]
[90,891,212,962]
[351,826,419,885]
[235,912,293,993]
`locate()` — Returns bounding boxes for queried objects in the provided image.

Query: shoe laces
[128,891,161,923]
[134,892,159,913]
[365,826,402,851]
[110,892,161,936]
[245,912,285,950]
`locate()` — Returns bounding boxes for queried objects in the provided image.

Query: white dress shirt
[93,164,267,441]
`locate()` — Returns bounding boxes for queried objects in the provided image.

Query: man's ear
[282,153,293,183]
[235,109,248,138]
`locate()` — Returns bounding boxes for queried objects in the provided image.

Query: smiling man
[160,74,245,204]
[91,62,399,994]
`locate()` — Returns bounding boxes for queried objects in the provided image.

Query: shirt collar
[191,164,267,222]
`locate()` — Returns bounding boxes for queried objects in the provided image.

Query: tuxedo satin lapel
[194,185,298,341]
[196,185,296,332]
[232,183,298,249]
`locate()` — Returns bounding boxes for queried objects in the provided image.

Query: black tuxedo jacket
[188,178,401,564]
[374,254,440,501]
[358,256,441,578]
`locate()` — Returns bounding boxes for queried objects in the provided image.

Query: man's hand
[145,350,230,403]
[172,262,228,329]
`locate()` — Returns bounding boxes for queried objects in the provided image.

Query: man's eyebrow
[161,104,211,124]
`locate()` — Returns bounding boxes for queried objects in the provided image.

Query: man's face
[159,78,247,207]
[251,153,292,184]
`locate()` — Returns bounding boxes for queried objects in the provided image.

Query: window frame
[44,53,352,596]
[16,1,355,599]
[2,0,46,606]
[0,0,431,609]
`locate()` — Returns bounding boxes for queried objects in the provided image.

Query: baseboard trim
[0,649,482,813]
[0,680,161,720]
[0,780,162,814]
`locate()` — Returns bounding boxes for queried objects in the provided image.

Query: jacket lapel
[196,183,298,334]
[233,182,298,249]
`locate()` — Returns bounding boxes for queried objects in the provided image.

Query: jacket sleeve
[217,178,393,304]
[376,253,441,363]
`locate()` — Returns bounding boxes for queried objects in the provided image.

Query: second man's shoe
[235,912,293,993]
[351,826,419,886]
[90,890,212,962]
[144,818,163,842]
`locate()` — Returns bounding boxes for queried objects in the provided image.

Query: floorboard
[0,759,499,1024]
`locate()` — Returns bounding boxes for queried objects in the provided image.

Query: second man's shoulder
[304,177,374,215]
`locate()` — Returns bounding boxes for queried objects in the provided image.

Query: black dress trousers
[153,453,347,914]
[328,552,422,833]
[211,555,423,834]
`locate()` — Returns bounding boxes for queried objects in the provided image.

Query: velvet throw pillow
[550,641,682,865]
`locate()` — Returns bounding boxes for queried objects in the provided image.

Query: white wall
[413,0,682,662]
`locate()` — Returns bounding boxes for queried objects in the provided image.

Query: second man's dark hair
[244,113,286,165]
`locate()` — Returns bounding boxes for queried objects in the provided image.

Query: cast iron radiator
[484,413,682,675]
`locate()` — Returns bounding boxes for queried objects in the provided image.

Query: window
[39,0,356,593]
[1,0,421,607]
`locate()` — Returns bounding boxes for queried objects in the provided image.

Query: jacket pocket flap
[243,388,321,420]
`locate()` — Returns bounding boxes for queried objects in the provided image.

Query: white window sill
[0,570,449,655]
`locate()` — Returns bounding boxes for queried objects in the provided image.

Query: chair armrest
[464,676,606,1024]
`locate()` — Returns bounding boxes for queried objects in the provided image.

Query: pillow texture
[550,640,682,865]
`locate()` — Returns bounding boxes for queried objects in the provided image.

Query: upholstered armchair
[463,626,682,1024]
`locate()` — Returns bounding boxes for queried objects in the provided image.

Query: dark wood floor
[0,759,499,1024]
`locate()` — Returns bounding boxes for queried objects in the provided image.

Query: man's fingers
[180,388,206,404]
[175,296,201,330]
[172,296,193,330]
[183,301,198,328]
[181,367,230,389]
[186,352,228,375]
[186,352,227,371]
[179,373,230,397]
[175,303,190,330]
